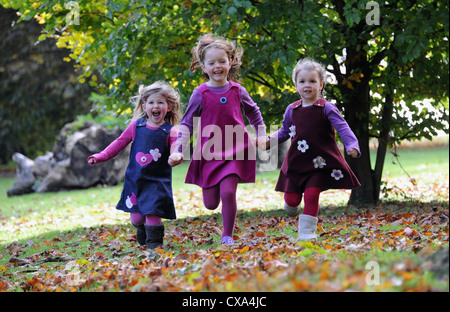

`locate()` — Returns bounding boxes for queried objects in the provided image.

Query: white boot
[284,202,300,217]
[298,214,318,240]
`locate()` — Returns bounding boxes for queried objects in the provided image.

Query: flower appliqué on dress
[150,148,161,162]
[313,156,326,169]
[331,169,344,180]
[297,140,309,153]
[289,125,296,138]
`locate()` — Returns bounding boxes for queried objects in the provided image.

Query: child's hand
[347,148,359,158]
[168,152,183,167]
[256,136,270,151]
[87,156,97,165]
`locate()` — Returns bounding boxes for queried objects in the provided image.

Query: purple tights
[202,174,239,238]
[130,213,161,226]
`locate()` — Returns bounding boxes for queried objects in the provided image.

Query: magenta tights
[130,213,161,226]
[202,174,239,238]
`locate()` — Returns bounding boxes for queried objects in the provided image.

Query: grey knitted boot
[144,224,164,249]
[284,202,301,217]
[298,214,318,240]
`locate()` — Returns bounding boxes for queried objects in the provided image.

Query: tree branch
[247,71,273,89]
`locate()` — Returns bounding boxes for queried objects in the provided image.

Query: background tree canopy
[0,6,92,164]
[1,0,448,204]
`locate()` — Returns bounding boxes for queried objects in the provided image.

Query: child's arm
[324,102,360,158]
[169,90,202,166]
[87,121,135,165]
[240,86,271,150]
[240,86,265,135]
[168,126,183,167]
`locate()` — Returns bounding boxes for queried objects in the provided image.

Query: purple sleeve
[324,102,360,156]
[89,121,135,164]
[174,89,202,153]
[268,104,293,144]
[239,86,266,136]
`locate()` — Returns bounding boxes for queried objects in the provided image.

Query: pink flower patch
[136,152,153,166]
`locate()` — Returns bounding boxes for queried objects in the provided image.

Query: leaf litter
[0,176,448,292]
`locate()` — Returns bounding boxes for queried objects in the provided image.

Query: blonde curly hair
[292,58,328,96]
[130,81,181,125]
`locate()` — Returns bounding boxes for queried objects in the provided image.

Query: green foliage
[0,0,448,201]
[1,0,447,131]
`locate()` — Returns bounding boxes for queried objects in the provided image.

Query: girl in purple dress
[169,34,266,245]
[259,58,360,240]
[88,81,181,249]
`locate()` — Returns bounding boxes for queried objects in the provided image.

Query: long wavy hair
[190,33,243,83]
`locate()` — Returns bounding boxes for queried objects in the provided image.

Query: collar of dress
[292,98,327,109]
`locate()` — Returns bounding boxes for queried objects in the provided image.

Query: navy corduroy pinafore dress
[116,118,176,220]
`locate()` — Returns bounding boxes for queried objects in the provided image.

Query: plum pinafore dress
[185,82,256,188]
[116,119,176,219]
[275,99,360,194]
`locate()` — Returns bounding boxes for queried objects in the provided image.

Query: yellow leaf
[76,258,90,266]
[317,224,324,232]
[235,246,249,254]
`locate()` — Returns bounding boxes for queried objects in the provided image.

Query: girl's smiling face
[295,69,324,105]
[201,47,232,87]
[142,93,171,127]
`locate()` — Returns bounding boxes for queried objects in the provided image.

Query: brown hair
[190,33,243,83]
[130,81,181,125]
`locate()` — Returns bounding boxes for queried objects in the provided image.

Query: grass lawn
[0,143,448,292]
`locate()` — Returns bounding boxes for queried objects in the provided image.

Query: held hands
[168,152,183,167]
[255,136,270,151]
[347,148,359,158]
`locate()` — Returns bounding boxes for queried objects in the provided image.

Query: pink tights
[202,174,239,238]
[284,187,322,217]
[130,213,161,226]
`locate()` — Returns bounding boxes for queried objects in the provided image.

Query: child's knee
[203,196,220,210]
[284,192,302,207]
[130,213,145,225]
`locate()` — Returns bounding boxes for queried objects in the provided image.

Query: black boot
[132,223,146,246]
[144,224,164,249]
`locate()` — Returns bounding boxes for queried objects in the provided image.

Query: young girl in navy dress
[88,81,181,249]
[259,58,360,240]
[169,34,266,245]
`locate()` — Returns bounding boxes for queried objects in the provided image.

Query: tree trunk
[373,91,394,199]
[344,81,377,205]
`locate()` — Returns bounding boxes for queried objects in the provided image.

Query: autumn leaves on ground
[0,149,449,292]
